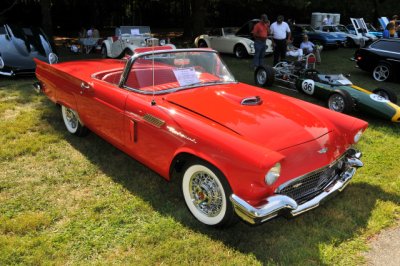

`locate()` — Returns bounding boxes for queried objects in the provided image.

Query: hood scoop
[241,96,263,106]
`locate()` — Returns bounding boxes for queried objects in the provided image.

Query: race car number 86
[301,79,315,95]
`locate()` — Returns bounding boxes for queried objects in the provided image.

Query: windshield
[300,25,315,32]
[366,23,377,31]
[116,26,151,36]
[335,25,349,33]
[124,50,236,93]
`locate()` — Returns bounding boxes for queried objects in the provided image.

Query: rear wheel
[328,90,354,114]
[254,65,275,87]
[373,88,398,104]
[182,161,236,227]
[101,45,108,58]
[373,63,391,82]
[61,105,89,136]
[234,44,248,58]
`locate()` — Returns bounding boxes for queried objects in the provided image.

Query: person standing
[270,15,291,66]
[322,15,333,25]
[251,14,269,68]
[389,15,399,37]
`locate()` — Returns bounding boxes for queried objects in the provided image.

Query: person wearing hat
[252,14,270,68]
[389,15,399,37]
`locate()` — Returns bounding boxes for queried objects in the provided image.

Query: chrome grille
[278,159,343,204]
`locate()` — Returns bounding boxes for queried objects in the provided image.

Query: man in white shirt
[270,15,291,65]
[322,15,333,25]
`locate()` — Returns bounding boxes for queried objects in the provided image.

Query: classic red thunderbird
[34,47,367,227]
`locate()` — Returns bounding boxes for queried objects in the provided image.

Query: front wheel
[328,90,354,114]
[254,65,275,87]
[182,161,236,227]
[61,105,89,136]
[373,88,398,104]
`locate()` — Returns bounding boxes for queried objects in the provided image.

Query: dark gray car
[0,24,57,76]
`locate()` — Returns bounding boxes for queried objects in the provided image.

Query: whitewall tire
[61,105,88,136]
[182,162,235,227]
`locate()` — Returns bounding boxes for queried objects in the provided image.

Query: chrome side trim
[0,70,14,76]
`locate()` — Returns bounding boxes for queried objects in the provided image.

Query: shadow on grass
[39,99,400,264]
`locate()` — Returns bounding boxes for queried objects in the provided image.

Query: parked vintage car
[101,26,175,58]
[194,20,273,58]
[354,38,400,82]
[346,24,383,39]
[291,24,347,48]
[34,46,367,227]
[316,24,369,47]
[255,55,400,122]
[0,24,57,76]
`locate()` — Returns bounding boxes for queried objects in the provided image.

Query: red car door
[123,94,185,177]
[75,79,128,148]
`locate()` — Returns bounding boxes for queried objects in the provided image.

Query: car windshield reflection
[124,50,236,93]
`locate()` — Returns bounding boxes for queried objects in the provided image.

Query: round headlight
[250,42,254,49]
[48,53,58,64]
[160,39,166,46]
[141,41,146,47]
[265,163,281,185]
[354,129,363,143]
[0,56,4,69]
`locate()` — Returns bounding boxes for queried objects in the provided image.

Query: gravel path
[364,223,400,266]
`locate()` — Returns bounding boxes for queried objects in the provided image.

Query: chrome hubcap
[189,171,223,217]
[373,65,389,81]
[329,94,345,112]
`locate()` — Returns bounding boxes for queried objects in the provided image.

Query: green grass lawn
[0,48,399,265]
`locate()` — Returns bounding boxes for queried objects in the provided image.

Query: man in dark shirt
[252,14,269,68]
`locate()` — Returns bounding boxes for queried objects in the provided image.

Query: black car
[0,24,57,76]
[354,38,400,82]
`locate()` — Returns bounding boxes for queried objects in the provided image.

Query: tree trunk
[40,0,53,38]
[191,0,206,37]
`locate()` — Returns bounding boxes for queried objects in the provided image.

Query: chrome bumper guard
[33,82,42,93]
[230,152,363,225]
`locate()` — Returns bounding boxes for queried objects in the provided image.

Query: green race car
[255,58,400,123]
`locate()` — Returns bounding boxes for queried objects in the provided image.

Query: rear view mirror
[174,58,190,66]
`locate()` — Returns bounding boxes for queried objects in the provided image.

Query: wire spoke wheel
[182,162,235,227]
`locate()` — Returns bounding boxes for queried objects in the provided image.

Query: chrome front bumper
[230,152,363,225]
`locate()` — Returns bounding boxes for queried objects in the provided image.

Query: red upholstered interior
[126,67,177,90]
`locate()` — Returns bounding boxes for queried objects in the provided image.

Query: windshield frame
[119,48,237,95]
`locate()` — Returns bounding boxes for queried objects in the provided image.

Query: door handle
[81,82,91,89]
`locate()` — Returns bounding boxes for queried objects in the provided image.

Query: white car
[349,18,378,44]
[194,20,273,59]
[316,24,369,47]
[101,26,175,58]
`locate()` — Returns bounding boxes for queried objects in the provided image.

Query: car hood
[164,83,332,151]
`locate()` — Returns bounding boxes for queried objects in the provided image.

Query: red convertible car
[34,47,367,227]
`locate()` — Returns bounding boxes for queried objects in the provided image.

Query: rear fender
[102,40,112,57]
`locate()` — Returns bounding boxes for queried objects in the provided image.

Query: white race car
[101,26,175,58]
[194,19,273,58]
